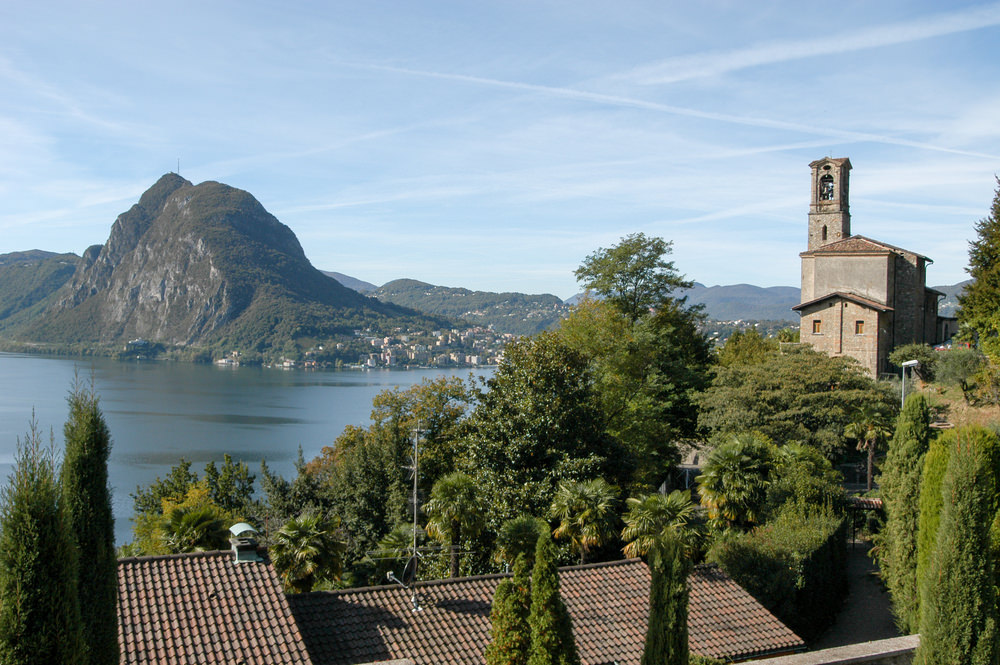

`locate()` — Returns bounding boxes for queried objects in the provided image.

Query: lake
[0,353,492,544]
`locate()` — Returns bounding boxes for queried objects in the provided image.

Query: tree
[550,479,619,565]
[495,517,548,569]
[696,345,898,459]
[61,381,117,665]
[527,531,580,665]
[463,333,622,533]
[204,454,258,517]
[621,490,699,559]
[889,344,938,381]
[161,503,229,553]
[270,513,345,593]
[958,177,1000,362]
[764,442,845,518]
[486,554,532,665]
[574,232,692,323]
[844,404,893,491]
[716,327,777,367]
[641,533,689,665]
[0,419,84,665]
[424,471,485,577]
[917,426,1000,665]
[916,437,953,603]
[877,393,932,634]
[696,433,775,532]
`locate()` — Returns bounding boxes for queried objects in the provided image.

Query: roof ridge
[117,548,233,564]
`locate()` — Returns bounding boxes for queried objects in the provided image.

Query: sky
[1,2,998,300]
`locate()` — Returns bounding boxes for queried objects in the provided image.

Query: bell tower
[807,157,851,250]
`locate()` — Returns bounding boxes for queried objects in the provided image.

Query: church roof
[802,235,931,261]
[793,291,894,312]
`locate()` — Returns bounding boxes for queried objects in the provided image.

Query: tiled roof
[118,549,313,665]
[793,291,893,312]
[289,559,805,665]
[803,235,930,260]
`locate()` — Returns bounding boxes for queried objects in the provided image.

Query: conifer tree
[917,427,1000,665]
[916,435,953,606]
[61,381,118,665]
[0,418,84,665]
[486,554,532,665]
[527,531,580,665]
[641,533,689,665]
[958,178,1000,361]
[878,393,931,634]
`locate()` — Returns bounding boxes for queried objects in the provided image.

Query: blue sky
[1,2,998,300]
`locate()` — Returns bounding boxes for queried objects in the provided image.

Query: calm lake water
[0,353,492,544]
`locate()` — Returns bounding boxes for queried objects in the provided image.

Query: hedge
[706,508,848,640]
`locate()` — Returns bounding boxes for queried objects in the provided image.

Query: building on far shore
[793,157,958,377]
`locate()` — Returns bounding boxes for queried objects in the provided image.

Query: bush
[935,348,984,389]
[890,344,938,381]
[706,506,847,640]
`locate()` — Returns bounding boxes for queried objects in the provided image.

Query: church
[793,157,957,377]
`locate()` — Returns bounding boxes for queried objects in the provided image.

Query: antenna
[385,422,426,612]
[177,158,180,175]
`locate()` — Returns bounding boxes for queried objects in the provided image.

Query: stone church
[793,157,957,376]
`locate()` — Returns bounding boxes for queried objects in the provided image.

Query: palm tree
[270,513,345,593]
[161,504,228,553]
[621,490,699,559]
[696,432,775,532]
[494,515,548,569]
[550,478,619,564]
[845,404,893,491]
[424,471,485,578]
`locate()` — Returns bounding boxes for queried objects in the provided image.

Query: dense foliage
[707,506,847,641]
[696,433,775,533]
[486,555,532,665]
[0,422,84,665]
[527,531,580,665]
[641,533,689,665]
[61,382,118,665]
[917,426,1000,665]
[877,394,932,633]
[959,178,1000,362]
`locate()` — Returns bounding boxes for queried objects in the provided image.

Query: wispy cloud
[622,4,1000,85]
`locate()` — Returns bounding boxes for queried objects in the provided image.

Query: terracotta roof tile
[118,549,313,665]
[289,559,804,665]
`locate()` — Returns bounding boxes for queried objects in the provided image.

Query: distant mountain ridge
[2,175,450,355]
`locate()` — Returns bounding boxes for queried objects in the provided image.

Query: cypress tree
[0,419,84,664]
[62,382,118,665]
[486,554,532,665]
[917,426,1000,665]
[915,434,953,609]
[527,531,580,665]
[641,533,690,665]
[878,393,931,634]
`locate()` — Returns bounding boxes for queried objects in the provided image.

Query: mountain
[9,174,449,354]
[371,279,570,335]
[323,271,377,293]
[0,250,81,329]
[677,283,801,322]
[932,280,969,318]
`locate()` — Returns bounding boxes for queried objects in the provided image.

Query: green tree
[486,554,532,665]
[716,327,777,367]
[0,420,84,665]
[550,479,619,565]
[878,393,932,634]
[696,345,897,459]
[765,442,845,518]
[917,426,1000,665]
[958,177,1000,362]
[463,333,621,533]
[131,458,197,516]
[495,516,548,569]
[696,433,776,532]
[270,513,345,593]
[161,503,229,553]
[574,232,692,323]
[424,471,485,578]
[916,437,953,603]
[527,531,580,665]
[844,404,893,492]
[889,344,938,381]
[204,454,258,516]
[621,490,699,559]
[641,533,689,665]
[61,381,117,665]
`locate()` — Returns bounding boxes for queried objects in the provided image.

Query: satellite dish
[402,555,419,587]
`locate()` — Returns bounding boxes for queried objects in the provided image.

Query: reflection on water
[0,353,491,544]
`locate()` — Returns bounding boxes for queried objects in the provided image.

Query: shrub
[889,344,938,381]
[706,506,847,640]
[935,347,983,389]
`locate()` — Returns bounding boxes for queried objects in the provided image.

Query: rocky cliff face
[27,174,402,347]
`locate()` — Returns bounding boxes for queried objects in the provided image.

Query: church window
[819,174,835,200]
[822,225,827,241]
[812,320,822,334]
[855,320,865,334]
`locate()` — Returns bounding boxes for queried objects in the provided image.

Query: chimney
[229,522,263,563]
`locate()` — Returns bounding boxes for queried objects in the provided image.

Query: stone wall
[763,635,919,665]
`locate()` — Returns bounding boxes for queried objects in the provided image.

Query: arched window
[819,174,835,201]
[822,225,828,241]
